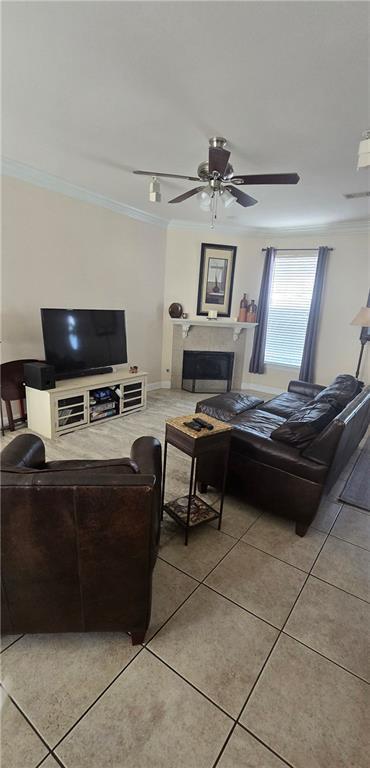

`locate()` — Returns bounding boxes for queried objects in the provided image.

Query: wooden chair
[0,359,38,433]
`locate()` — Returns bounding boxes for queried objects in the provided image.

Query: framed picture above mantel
[196,243,237,317]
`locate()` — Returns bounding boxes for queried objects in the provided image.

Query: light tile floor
[1,389,369,768]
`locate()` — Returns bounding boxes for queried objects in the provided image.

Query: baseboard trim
[242,382,283,395]
[147,380,171,391]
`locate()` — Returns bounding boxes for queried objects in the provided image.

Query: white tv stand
[26,369,147,439]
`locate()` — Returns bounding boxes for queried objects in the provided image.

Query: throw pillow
[314,374,363,411]
[271,401,337,450]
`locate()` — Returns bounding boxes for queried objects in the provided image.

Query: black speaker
[24,362,55,390]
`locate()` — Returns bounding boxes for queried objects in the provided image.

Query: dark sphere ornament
[168,302,183,318]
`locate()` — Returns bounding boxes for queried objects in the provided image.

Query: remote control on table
[193,417,214,430]
[183,420,202,432]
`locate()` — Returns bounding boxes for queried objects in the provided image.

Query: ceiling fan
[133,137,300,227]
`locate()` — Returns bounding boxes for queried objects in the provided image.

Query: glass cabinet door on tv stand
[26,369,147,439]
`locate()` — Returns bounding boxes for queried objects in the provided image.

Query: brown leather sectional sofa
[196,375,370,536]
[1,433,161,644]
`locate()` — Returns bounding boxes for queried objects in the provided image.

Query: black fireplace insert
[182,350,234,393]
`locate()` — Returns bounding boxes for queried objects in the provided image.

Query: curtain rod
[262,247,334,252]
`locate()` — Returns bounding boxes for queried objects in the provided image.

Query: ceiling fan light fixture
[134,137,300,227]
[358,130,370,169]
[197,187,212,210]
[221,188,236,208]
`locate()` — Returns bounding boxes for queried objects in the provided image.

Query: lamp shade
[350,306,370,326]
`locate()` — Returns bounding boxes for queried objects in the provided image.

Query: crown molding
[1,157,168,229]
[168,217,370,236]
[2,157,368,236]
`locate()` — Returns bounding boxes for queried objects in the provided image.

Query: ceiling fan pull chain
[210,191,216,229]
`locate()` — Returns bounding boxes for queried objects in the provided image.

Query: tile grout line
[0,633,25,655]
[50,753,67,768]
[211,510,340,768]
[50,646,146,752]
[145,645,235,721]
[0,682,51,752]
[225,536,319,575]
[0,510,284,762]
[2,641,148,759]
[200,510,265,584]
[309,572,370,604]
[329,531,370,553]
[239,500,359,710]
[159,464,370,765]
[336,502,370,518]
[238,724,297,768]
[201,582,280,631]
[144,579,201,646]
[161,505,345,586]
[36,750,67,768]
[153,506,292,768]
[157,554,201,583]
[154,491,370,757]
[159,507,259,586]
[281,630,370,686]
[7,531,360,762]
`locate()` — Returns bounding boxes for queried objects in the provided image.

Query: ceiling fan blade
[225,185,258,208]
[168,186,205,204]
[231,173,300,185]
[133,170,199,181]
[208,147,231,176]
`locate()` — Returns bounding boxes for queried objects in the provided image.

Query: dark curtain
[299,246,330,382]
[249,247,276,374]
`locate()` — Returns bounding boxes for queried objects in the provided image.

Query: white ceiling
[3,1,370,229]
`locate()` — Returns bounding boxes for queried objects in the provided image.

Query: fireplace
[182,351,234,393]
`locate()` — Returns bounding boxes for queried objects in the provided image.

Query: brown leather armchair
[1,433,162,645]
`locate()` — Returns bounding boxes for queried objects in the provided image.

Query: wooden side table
[161,413,232,545]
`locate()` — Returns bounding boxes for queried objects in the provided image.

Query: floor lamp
[351,306,370,379]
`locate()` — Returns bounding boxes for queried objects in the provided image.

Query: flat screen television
[41,308,127,378]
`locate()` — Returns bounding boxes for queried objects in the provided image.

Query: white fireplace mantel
[171,318,258,343]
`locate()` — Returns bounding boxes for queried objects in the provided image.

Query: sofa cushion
[231,409,285,437]
[271,401,338,450]
[258,391,310,419]
[197,392,263,422]
[230,410,327,482]
[314,374,363,411]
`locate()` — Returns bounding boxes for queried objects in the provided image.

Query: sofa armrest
[1,434,45,469]
[288,380,325,399]
[130,436,162,480]
[131,436,162,553]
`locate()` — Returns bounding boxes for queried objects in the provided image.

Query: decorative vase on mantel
[247,299,257,323]
[237,293,248,323]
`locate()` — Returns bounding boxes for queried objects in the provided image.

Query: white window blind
[264,252,318,367]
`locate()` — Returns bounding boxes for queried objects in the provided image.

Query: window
[264,252,318,367]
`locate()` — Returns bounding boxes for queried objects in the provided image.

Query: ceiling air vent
[343,191,370,199]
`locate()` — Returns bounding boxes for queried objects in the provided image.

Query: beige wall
[162,226,370,389]
[1,177,166,384]
[2,176,369,395]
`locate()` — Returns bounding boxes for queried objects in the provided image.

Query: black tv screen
[41,309,127,375]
